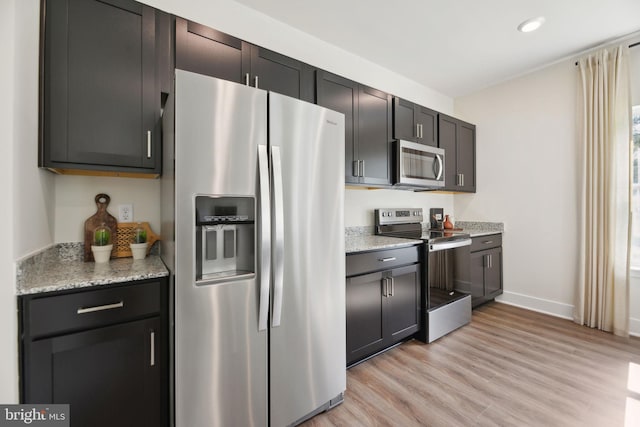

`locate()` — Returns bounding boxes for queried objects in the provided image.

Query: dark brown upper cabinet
[438,114,476,192]
[39,0,165,177]
[393,98,437,147]
[175,18,314,102]
[316,70,392,186]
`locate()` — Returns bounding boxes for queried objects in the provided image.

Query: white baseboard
[495,291,574,320]
[496,291,640,337]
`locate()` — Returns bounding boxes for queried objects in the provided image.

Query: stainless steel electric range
[375,208,472,343]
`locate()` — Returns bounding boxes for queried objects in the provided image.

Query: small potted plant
[130,223,148,260]
[91,223,113,263]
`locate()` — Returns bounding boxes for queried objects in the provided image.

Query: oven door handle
[429,238,472,252]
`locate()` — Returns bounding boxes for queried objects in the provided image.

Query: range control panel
[375,208,423,226]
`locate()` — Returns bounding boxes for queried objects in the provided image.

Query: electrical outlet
[118,204,133,222]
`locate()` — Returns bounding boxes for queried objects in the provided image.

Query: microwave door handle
[434,154,444,180]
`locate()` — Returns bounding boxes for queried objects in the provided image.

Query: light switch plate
[118,204,133,222]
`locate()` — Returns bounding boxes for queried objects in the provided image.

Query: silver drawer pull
[146,130,152,159]
[379,257,397,262]
[77,301,124,314]
[482,240,494,244]
[150,330,155,366]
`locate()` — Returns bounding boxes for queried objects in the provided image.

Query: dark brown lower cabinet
[346,247,420,366]
[20,278,169,427]
[469,234,503,307]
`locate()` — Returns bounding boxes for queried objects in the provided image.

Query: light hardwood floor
[302,302,640,427]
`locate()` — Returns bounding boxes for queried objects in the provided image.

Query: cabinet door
[250,46,314,102]
[393,98,418,142]
[438,114,458,191]
[415,105,438,147]
[358,85,392,186]
[385,265,420,343]
[316,71,359,184]
[469,251,486,307]
[484,247,503,299]
[175,18,248,84]
[346,272,385,365]
[26,317,164,427]
[41,0,159,173]
[457,121,476,192]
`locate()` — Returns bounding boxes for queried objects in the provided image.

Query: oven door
[423,237,472,343]
[395,140,445,188]
[428,238,472,309]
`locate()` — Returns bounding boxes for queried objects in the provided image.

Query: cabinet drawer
[347,245,420,277]
[471,234,502,252]
[27,281,162,339]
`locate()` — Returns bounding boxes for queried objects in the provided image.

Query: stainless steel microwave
[394,140,445,188]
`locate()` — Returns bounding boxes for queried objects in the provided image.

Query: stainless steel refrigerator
[161,70,346,426]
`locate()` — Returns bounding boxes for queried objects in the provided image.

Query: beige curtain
[575,45,632,337]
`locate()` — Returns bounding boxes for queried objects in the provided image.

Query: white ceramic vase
[91,244,113,263]
[130,242,148,260]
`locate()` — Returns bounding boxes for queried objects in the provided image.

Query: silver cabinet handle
[382,278,388,297]
[435,154,443,180]
[482,240,494,245]
[484,254,493,269]
[460,173,465,187]
[379,257,397,262]
[271,146,285,328]
[419,123,423,139]
[360,160,365,177]
[353,160,359,177]
[257,145,271,331]
[416,123,420,138]
[146,131,152,159]
[254,75,259,88]
[390,277,395,296]
[245,73,250,86]
[77,301,123,314]
[150,330,155,366]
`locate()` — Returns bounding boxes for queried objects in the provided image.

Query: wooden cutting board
[84,193,118,262]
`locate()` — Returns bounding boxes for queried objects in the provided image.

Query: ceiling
[232,0,640,98]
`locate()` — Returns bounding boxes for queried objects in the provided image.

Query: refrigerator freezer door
[174,70,268,427]
[268,93,346,426]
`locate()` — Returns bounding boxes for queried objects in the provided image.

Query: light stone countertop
[345,235,422,254]
[455,221,504,237]
[16,243,169,296]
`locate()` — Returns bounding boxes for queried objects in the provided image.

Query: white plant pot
[91,244,113,263]
[130,242,148,260]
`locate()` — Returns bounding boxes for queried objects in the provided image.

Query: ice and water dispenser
[195,196,255,283]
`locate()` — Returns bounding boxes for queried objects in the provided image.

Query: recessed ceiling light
[517,16,546,33]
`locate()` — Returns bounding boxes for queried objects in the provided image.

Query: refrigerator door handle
[258,144,271,332]
[271,145,285,327]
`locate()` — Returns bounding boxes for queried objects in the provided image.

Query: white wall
[54,176,162,243]
[454,41,640,335]
[454,60,579,319]
[14,1,55,257]
[1,0,19,404]
[345,188,454,227]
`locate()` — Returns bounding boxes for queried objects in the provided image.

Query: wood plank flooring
[302,302,640,427]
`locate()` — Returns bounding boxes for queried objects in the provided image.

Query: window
[631,106,640,268]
